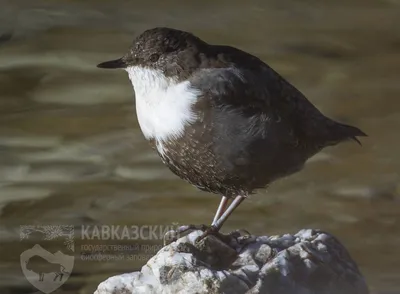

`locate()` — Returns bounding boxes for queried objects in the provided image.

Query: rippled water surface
[1,0,400,293]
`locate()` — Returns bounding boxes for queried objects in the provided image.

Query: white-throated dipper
[98,27,366,241]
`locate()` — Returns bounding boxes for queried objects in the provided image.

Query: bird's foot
[164,225,253,246]
[197,228,253,245]
[226,229,256,245]
[163,224,210,245]
[195,225,219,243]
[195,227,252,244]
[227,228,251,239]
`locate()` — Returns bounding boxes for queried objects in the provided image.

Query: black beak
[97,58,127,69]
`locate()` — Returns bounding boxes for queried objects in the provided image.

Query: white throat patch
[126,66,199,146]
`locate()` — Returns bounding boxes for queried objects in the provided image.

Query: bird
[97,27,366,240]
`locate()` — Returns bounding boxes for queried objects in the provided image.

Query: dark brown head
[97,27,206,76]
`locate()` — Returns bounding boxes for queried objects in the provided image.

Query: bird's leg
[165,196,230,243]
[212,196,230,226]
[196,195,245,242]
[166,195,230,241]
[210,195,245,230]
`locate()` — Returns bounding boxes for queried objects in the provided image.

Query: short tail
[331,122,367,145]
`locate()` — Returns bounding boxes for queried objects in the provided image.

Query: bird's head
[97,27,205,76]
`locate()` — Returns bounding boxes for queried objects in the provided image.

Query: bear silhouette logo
[20,225,74,293]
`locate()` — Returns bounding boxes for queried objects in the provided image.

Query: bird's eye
[149,53,159,62]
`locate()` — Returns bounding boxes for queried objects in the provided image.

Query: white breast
[126,66,199,152]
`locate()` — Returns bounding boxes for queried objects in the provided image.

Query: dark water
[0,0,399,293]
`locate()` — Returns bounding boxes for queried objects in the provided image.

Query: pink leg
[212,196,229,226]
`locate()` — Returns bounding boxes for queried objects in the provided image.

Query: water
[0,0,399,293]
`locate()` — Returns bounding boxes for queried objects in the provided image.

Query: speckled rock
[95,229,369,294]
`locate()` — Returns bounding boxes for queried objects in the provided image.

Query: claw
[163,224,252,246]
[229,228,251,237]
[163,224,210,245]
[228,229,256,245]
[195,225,219,243]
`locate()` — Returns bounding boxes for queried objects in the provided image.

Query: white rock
[95,229,369,294]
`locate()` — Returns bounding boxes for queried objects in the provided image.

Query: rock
[95,229,369,294]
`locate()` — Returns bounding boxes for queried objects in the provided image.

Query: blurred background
[0,0,399,293]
